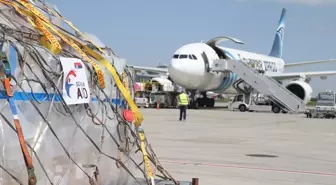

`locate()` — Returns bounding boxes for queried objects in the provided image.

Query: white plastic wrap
[0,2,139,185]
[0,1,175,185]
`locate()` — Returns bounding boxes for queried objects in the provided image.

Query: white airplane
[130,8,336,108]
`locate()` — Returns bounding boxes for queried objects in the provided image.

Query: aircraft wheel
[239,104,247,112]
[272,106,281,114]
[198,99,205,107]
[193,100,199,109]
[209,99,215,107]
[282,110,288,114]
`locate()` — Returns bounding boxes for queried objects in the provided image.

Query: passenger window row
[172,54,198,60]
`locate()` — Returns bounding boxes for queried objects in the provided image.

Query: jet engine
[285,80,312,104]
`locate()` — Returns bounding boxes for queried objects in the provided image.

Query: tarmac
[139,105,336,185]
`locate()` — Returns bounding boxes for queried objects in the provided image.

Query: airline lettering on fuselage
[237,54,277,72]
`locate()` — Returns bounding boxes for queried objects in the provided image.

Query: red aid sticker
[123,109,134,122]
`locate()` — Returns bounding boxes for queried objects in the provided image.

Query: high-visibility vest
[178,93,189,105]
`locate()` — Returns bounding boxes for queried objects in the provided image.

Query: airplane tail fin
[269,8,287,58]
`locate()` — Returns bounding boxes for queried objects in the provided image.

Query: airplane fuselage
[168,43,285,94]
[134,8,327,109]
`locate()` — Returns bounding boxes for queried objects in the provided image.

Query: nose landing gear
[187,91,215,109]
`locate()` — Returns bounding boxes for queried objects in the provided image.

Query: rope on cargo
[19,49,140,185]
[0,1,177,184]
[0,163,23,185]
[0,43,95,184]
[0,52,37,185]
[0,26,143,184]
[121,69,155,184]
[7,0,144,127]
[22,43,142,183]
[37,1,105,54]
[0,35,146,185]
[0,112,54,185]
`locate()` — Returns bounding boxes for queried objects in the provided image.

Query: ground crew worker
[177,89,189,121]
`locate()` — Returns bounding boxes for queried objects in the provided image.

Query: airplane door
[260,61,266,74]
[201,52,210,72]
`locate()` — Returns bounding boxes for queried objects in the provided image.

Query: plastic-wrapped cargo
[134,82,141,92]
[0,1,175,185]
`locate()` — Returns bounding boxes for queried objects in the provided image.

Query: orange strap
[3,78,36,185]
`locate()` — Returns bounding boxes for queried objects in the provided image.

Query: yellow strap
[139,131,153,179]
[0,0,62,55]
[82,42,144,126]
[100,59,144,126]
[38,4,105,54]
[2,0,148,176]
[11,0,106,89]
[17,0,62,55]
[46,24,106,89]
[8,0,143,126]
[32,16,62,55]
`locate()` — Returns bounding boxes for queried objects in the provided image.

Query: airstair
[212,59,306,113]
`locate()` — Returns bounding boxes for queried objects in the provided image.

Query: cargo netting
[0,0,176,185]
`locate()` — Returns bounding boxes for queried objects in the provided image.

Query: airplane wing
[284,59,336,68]
[270,71,336,81]
[127,65,168,73]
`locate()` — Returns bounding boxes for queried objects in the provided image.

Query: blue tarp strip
[0,91,124,105]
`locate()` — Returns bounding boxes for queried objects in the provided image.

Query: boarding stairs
[212,59,306,113]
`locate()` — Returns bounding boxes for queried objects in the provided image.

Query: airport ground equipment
[304,109,336,118]
[229,92,288,113]
[305,91,336,118]
[146,79,180,108]
[135,96,149,108]
[134,77,182,108]
[212,59,306,113]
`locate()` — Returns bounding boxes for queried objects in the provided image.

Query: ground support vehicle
[305,91,336,118]
[229,92,288,114]
[134,77,182,108]
[304,109,336,118]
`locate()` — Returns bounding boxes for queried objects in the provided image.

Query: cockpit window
[179,54,188,59]
[174,54,197,60]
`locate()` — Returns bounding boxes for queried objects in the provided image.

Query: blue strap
[0,91,123,105]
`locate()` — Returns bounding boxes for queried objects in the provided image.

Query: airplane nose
[170,59,188,75]
[168,59,204,89]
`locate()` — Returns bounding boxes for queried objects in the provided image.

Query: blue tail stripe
[269,8,286,58]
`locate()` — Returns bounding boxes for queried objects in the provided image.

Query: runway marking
[160,160,336,177]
